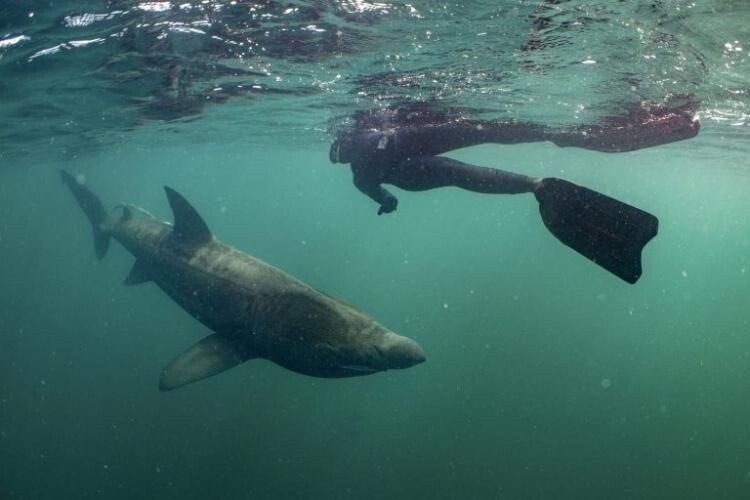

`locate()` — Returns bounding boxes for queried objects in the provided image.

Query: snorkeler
[328,101,700,283]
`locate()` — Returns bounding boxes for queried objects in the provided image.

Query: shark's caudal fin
[164,186,213,246]
[60,170,111,259]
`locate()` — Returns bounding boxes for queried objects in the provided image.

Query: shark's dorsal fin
[121,205,133,221]
[164,186,212,245]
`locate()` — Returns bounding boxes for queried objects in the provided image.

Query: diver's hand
[377,196,398,216]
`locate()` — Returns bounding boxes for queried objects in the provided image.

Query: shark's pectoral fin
[123,259,151,286]
[159,333,255,391]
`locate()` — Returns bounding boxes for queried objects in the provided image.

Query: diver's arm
[352,171,398,215]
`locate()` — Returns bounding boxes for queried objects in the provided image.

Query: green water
[2,1,750,499]
[3,134,750,499]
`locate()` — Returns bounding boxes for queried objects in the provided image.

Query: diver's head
[329,134,354,164]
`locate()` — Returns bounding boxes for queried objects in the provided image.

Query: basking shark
[61,171,425,390]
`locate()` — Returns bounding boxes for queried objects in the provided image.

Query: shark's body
[61,172,425,390]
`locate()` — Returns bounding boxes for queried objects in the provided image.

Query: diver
[328,101,700,283]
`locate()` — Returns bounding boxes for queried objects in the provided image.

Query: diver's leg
[548,101,700,152]
[402,121,551,157]
[388,157,658,284]
[390,156,539,194]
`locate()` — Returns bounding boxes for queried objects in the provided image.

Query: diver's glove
[377,195,398,216]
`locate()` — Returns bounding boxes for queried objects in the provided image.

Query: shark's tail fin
[60,170,111,259]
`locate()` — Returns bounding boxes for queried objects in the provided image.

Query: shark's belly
[145,244,358,370]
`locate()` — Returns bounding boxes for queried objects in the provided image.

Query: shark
[61,171,425,391]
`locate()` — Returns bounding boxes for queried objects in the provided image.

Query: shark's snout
[381,334,426,370]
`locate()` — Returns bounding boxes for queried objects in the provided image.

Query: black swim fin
[534,178,658,284]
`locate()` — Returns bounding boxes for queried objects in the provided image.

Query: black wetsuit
[330,102,699,215]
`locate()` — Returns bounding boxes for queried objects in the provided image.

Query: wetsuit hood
[330,134,354,164]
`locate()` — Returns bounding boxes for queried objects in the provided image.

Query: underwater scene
[2,1,750,498]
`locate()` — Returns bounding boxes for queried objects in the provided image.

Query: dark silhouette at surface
[329,101,699,282]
